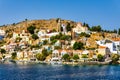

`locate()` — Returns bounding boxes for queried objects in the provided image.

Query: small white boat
[50,58,62,65]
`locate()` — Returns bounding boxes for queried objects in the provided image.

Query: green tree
[43,40,48,45]
[50,36,56,41]
[55,33,61,39]
[83,22,90,30]
[32,34,39,40]
[51,39,57,45]
[82,54,88,58]
[25,18,28,22]
[36,49,49,61]
[56,18,61,23]
[79,32,90,37]
[111,54,119,63]
[82,54,88,62]
[118,28,120,35]
[97,54,104,62]
[0,49,6,59]
[62,54,70,62]
[0,49,6,54]
[60,35,66,40]
[11,52,17,59]
[60,35,71,40]
[61,27,63,31]
[90,25,102,32]
[73,42,84,50]
[42,49,48,57]
[36,53,45,61]
[12,23,16,26]
[27,25,36,34]
[73,54,79,61]
[113,29,117,33]
[66,23,71,32]
[30,44,41,49]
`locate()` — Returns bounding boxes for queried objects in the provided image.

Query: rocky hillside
[0,18,76,33]
[0,18,118,49]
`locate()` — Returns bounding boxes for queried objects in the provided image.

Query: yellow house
[98,46,108,56]
[73,50,83,59]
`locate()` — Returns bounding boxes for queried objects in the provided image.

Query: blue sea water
[0,63,120,80]
[0,36,4,40]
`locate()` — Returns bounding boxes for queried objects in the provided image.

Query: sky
[0,0,120,30]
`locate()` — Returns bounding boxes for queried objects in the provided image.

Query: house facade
[0,29,5,36]
[96,39,118,54]
[97,46,111,56]
[73,22,89,34]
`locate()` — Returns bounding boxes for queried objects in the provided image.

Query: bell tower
[57,18,61,32]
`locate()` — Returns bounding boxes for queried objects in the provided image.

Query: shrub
[111,54,119,63]
[32,34,39,40]
[27,25,36,34]
[73,54,79,61]
[62,54,70,62]
[97,54,104,62]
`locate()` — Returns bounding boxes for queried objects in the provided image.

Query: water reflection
[0,63,120,80]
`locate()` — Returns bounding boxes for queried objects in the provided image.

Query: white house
[46,32,59,37]
[17,51,31,61]
[82,50,89,55]
[38,30,59,42]
[54,40,61,46]
[38,30,59,37]
[38,30,46,37]
[12,32,19,39]
[112,38,120,51]
[31,49,42,54]
[0,29,5,36]
[6,42,17,53]
[96,39,117,54]
[17,51,23,60]
[73,22,90,34]
[51,50,60,61]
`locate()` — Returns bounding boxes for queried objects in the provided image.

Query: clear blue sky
[0,0,120,30]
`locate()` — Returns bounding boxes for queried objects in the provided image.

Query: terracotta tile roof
[57,49,63,53]
[99,46,106,49]
[112,38,120,41]
[73,50,83,52]
[67,50,73,52]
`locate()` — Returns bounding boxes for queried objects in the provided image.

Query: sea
[0,63,120,80]
[0,36,4,40]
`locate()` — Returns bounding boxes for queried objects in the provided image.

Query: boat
[50,58,62,65]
